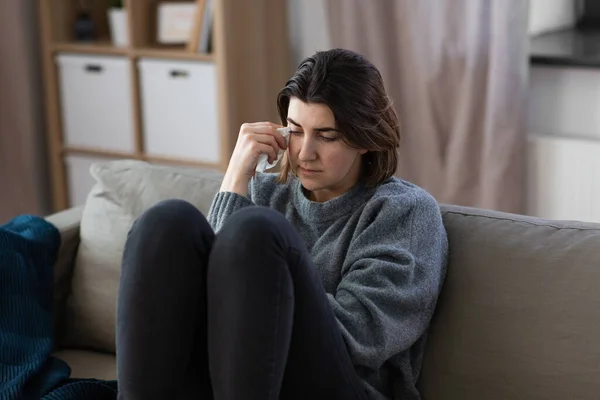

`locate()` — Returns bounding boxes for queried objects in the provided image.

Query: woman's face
[286,97,367,202]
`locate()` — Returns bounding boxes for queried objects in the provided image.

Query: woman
[116,48,448,400]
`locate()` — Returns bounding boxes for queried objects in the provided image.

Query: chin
[297,176,324,191]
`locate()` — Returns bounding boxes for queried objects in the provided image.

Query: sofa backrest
[418,204,600,400]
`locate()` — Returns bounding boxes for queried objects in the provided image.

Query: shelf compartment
[45,0,117,43]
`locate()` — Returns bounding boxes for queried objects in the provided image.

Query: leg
[116,199,214,400]
[207,207,368,400]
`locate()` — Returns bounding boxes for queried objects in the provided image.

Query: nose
[298,136,317,162]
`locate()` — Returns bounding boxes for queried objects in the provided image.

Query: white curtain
[325,0,529,213]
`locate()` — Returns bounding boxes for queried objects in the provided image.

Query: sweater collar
[292,177,371,223]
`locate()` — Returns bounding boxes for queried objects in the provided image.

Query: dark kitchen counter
[530,28,600,68]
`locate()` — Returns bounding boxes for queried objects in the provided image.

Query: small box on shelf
[156,2,199,45]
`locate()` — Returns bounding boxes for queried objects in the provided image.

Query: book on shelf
[187,0,213,54]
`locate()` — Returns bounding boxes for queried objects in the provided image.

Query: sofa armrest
[46,206,84,344]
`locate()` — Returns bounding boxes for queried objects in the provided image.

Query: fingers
[271,129,288,151]
[253,134,280,163]
[253,142,278,164]
[240,122,287,150]
[243,121,285,129]
[241,123,276,134]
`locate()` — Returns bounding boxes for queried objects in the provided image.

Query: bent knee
[220,206,289,242]
[130,199,209,240]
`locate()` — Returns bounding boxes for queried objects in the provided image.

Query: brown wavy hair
[276,48,401,187]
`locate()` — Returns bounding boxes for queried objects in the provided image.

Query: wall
[0,0,50,222]
[286,0,331,69]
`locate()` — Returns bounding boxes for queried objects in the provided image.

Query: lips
[299,166,320,173]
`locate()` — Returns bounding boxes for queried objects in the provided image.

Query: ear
[358,149,368,155]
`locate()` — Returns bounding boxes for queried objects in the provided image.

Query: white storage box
[138,58,220,163]
[64,154,110,207]
[56,54,135,152]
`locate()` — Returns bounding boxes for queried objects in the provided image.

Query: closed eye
[289,130,339,143]
[320,136,338,142]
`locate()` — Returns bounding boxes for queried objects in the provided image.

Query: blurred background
[1,0,598,223]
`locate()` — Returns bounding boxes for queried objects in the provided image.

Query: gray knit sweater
[207,172,448,400]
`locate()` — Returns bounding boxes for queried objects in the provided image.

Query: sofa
[47,160,600,399]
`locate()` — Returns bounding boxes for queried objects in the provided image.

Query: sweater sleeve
[207,190,254,232]
[207,172,282,232]
[327,190,448,370]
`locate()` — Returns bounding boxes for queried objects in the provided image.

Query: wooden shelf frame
[62,146,221,170]
[38,0,290,212]
[50,43,216,61]
[52,41,129,55]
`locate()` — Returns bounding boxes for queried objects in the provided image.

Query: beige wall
[0,0,50,222]
[286,0,331,68]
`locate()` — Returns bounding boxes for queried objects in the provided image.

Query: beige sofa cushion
[61,160,223,352]
[419,205,600,400]
[53,349,116,380]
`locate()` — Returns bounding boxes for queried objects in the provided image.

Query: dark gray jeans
[116,199,368,400]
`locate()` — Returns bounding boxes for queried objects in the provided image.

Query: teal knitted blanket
[0,215,117,400]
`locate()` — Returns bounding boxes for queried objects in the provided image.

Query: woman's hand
[220,122,287,195]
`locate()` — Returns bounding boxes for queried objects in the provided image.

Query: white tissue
[255,127,291,173]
